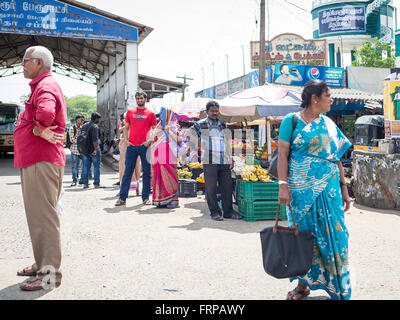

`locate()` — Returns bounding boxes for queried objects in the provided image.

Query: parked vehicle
[353,115,384,151]
[0,103,22,154]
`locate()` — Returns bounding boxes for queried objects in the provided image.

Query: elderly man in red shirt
[14,46,66,291]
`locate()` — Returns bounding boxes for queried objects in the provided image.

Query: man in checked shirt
[69,115,85,186]
[193,100,238,221]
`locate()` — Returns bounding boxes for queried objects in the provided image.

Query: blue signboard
[273,63,344,87]
[0,0,138,41]
[248,66,272,88]
[319,6,366,36]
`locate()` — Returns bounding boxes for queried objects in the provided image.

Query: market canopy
[170,98,213,120]
[218,83,302,122]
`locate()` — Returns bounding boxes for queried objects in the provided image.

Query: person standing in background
[115,91,156,206]
[69,115,84,186]
[81,112,104,189]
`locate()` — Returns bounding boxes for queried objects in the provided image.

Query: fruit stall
[232,156,286,222]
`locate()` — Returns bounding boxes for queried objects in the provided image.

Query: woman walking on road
[278,80,352,300]
[151,107,183,208]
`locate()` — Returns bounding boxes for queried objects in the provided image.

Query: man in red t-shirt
[115,91,157,206]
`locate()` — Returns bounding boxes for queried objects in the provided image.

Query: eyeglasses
[21,58,38,64]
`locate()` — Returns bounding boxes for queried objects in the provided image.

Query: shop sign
[228,76,246,95]
[250,33,327,69]
[273,63,344,87]
[215,83,229,99]
[319,6,366,36]
[0,0,138,41]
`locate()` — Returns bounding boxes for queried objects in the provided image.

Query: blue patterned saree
[287,114,352,300]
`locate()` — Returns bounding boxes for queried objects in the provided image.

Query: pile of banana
[188,162,203,169]
[241,165,270,182]
[195,173,205,183]
[178,168,193,179]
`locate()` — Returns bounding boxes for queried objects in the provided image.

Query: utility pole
[176,73,193,102]
[259,0,266,86]
[225,54,229,82]
[241,45,246,76]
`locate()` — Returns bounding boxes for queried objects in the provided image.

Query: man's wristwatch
[32,126,42,137]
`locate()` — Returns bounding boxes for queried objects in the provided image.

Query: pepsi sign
[273,63,344,87]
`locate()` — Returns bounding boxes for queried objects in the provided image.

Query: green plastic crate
[238,199,287,222]
[237,180,279,201]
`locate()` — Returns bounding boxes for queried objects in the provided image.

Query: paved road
[0,150,399,300]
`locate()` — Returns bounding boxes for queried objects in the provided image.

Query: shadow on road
[0,281,54,300]
[353,202,400,217]
[169,201,285,234]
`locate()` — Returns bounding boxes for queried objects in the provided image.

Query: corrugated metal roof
[273,84,383,102]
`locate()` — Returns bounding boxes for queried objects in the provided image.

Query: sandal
[115,199,126,206]
[20,279,61,291]
[143,199,151,205]
[286,287,310,300]
[17,266,37,277]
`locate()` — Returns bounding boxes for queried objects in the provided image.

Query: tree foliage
[65,95,97,122]
[352,39,395,68]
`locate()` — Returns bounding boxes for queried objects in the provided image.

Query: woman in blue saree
[278,80,352,300]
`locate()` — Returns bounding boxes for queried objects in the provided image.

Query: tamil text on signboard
[319,6,366,36]
[251,33,327,69]
[0,0,138,41]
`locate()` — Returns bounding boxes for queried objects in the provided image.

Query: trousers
[203,164,233,218]
[20,161,64,283]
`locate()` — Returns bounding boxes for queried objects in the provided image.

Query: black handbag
[268,114,298,179]
[260,205,314,279]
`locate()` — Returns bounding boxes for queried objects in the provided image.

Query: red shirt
[14,71,67,168]
[126,107,157,146]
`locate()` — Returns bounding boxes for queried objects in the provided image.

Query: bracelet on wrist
[278,180,288,185]
[340,181,347,187]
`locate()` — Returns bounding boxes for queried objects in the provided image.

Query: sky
[0,0,398,112]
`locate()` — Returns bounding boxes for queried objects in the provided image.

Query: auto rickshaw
[353,115,385,151]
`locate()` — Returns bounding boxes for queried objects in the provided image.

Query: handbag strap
[273,204,299,235]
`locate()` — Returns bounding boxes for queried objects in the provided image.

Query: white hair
[26,46,54,69]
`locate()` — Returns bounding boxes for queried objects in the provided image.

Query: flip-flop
[19,279,61,291]
[286,287,310,300]
[17,267,37,277]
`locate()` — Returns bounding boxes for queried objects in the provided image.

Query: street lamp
[225,54,229,82]
[241,45,246,76]
[211,61,215,98]
[201,67,205,89]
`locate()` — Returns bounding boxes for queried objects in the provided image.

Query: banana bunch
[196,173,205,183]
[241,165,270,182]
[188,162,203,169]
[178,168,193,179]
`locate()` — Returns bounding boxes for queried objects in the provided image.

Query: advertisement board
[273,63,344,87]
[383,80,400,138]
[0,0,138,41]
[318,6,366,36]
[251,33,327,69]
[248,66,272,88]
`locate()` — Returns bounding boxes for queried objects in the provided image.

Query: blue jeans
[82,148,101,186]
[120,145,150,202]
[71,153,83,183]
